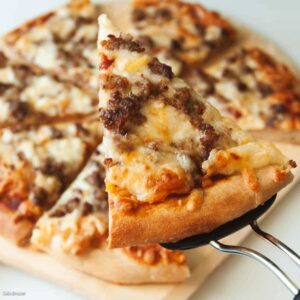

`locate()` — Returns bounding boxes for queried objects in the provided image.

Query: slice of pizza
[98,15,295,248]
[0,120,102,246]
[0,0,100,96]
[31,147,189,284]
[130,0,236,75]
[202,48,300,143]
[0,51,97,128]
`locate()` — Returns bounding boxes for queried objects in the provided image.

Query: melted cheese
[98,15,290,204]
[31,148,108,255]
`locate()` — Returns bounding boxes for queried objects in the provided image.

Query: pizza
[0,0,100,96]
[31,147,189,284]
[0,120,102,246]
[97,15,295,248]
[130,0,236,75]
[0,51,97,128]
[197,48,300,143]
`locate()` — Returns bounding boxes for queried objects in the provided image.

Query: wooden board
[0,1,300,299]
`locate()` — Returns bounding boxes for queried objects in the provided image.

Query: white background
[0,1,300,299]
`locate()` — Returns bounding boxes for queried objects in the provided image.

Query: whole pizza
[0,0,298,289]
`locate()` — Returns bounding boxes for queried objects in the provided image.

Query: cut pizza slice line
[0,51,97,128]
[0,0,101,97]
[201,47,300,144]
[97,15,295,248]
[0,119,102,246]
[130,0,236,75]
[31,147,189,284]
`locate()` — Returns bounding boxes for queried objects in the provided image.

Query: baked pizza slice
[0,0,100,96]
[98,16,295,248]
[0,51,97,128]
[31,147,189,284]
[203,48,300,143]
[0,120,102,246]
[130,0,236,75]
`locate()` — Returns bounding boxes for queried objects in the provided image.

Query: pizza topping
[38,159,65,182]
[9,100,31,121]
[148,58,174,79]
[204,47,300,130]
[2,1,100,93]
[49,197,80,218]
[98,15,292,205]
[124,244,186,266]
[30,186,49,207]
[101,34,145,53]
[131,0,236,73]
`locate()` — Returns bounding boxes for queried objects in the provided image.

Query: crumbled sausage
[256,81,273,97]
[100,91,142,133]
[31,187,48,207]
[270,103,287,114]
[81,202,93,216]
[85,171,104,187]
[102,34,145,53]
[51,127,64,139]
[148,58,173,79]
[38,159,65,182]
[102,74,129,91]
[156,8,173,21]
[0,83,11,94]
[9,100,30,121]
[136,35,155,50]
[49,197,80,218]
[289,160,297,168]
[164,87,191,110]
[132,8,147,22]
[200,123,219,159]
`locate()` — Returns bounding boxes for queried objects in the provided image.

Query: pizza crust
[0,206,34,246]
[108,165,293,248]
[39,245,189,284]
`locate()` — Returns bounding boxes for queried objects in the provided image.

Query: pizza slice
[201,48,300,143]
[98,16,295,248]
[0,119,102,246]
[0,51,97,128]
[31,147,189,284]
[0,0,100,96]
[130,0,236,75]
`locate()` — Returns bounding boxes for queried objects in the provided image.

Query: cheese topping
[98,16,291,205]
[31,148,108,255]
[0,52,96,126]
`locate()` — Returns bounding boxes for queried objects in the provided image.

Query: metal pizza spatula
[161,195,300,299]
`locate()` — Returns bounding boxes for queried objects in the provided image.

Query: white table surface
[0,1,299,299]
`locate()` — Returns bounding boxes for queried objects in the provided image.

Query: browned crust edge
[0,205,34,246]
[40,245,190,284]
[108,166,293,248]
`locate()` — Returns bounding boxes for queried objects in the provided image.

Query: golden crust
[108,165,293,248]
[41,243,189,284]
